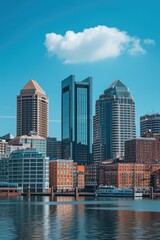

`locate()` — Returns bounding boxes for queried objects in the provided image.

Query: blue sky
[0,0,160,139]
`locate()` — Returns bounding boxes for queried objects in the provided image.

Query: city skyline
[1,0,160,139]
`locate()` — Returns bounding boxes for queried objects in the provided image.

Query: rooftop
[21,80,46,95]
[107,80,127,90]
[9,135,45,145]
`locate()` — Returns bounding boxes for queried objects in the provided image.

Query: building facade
[49,159,74,191]
[0,139,7,154]
[85,163,99,190]
[140,113,160,137]
[76,166,85,190]
[61,75,92,165]
[125,134,160,163]
[5,144,30,156]
[17,80,48,138]
[98,163,160,188]
[151,169,160,189]
[9,133,46,157]
[93,80,136,162]
[46,137,62,159]
[0,149,49,193]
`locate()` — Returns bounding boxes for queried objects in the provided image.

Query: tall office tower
[93,80,136,162]
[140,114,160,137]
[17,80,48,138]
[61,75,92,165]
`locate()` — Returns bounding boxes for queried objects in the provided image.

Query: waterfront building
[46,137,62,159]
[98,162,160,188]
[151,169,160,189]
[0,182,22,198]
[0,149,49,193]
[0,157,9,182]
[73,162,78,189]
[49,159,74,191]
[93,80,136,162]
[85,163,99,190]
[140,113,160,137]
[9,133,46,157]
[76,166,85,190]
[17,80,48,138]
[61,75,92,165]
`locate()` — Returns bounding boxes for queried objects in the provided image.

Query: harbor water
[0,196,160,239]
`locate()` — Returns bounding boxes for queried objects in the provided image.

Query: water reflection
[0,197,160,239]
[117,210,160,239]
[49,196,85,239]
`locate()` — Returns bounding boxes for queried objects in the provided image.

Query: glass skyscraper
[93,80,136,162]
[61,75,92,165]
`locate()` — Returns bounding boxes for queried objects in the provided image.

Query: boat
[95,185,143,198]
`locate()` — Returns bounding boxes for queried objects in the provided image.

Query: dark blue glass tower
[61,75,92,165]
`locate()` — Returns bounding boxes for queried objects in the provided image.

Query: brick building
[85,163,99,190]
[99,163,160,188]
[125,134,160,163]
[151,169,160,189]
[77,166,85,190]
[49,159,74,192]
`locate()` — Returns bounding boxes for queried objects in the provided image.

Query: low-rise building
[77,166,85,190]
[73,162,77,189]
[0,149,49,193]
[49,159,73,192]
[99,163,160,188]
[151,169,160,189]
[85,163,98,190]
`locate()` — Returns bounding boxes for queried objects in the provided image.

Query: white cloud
[144,39,156,45]
[128,38,145,55]
[45,25,147,63]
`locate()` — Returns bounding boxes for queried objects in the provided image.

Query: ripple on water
[0,197,160,239]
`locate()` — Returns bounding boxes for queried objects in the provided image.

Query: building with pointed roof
[17,80,48,138]
[93,80,136,162]
[21,80,46,95]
